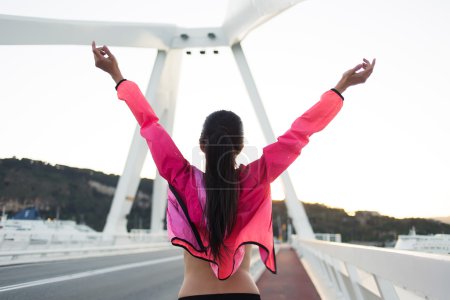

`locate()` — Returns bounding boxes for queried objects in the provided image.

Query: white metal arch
[0,0,314,239]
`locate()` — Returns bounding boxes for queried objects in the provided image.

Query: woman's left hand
[92,41,124,84]
[334,58,376,94]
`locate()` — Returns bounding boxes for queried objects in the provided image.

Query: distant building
[355,211,381,218]
[315,233,342,243]
[355,210,381,225]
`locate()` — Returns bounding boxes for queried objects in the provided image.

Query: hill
[0,158,153,231]
[433,216,450,224]
[272,201,450,244]
[1,157,449,243]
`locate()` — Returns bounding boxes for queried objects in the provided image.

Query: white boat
[0,207,98,244]
[394,227,450,255]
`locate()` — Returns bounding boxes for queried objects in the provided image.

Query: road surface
[0,248,184,300]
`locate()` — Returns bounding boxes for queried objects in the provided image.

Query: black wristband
[330,88,344,101]
[115,79,127,90]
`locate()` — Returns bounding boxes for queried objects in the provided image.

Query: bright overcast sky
[1,0,449,219]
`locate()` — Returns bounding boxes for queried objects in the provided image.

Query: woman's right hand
[92,41,124,84]
[334,58,376,94]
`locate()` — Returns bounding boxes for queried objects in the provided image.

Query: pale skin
[92,41,375,297]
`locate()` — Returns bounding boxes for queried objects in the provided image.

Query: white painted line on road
[0,255,183,293]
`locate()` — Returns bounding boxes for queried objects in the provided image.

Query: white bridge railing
[0,231,171,265]
[0,230,168,250]
[0,230,271,282]
[292,236,450,300]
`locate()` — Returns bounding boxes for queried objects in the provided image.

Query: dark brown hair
[199,110,244,261]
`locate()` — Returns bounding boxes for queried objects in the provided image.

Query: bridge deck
[257,245,320,300]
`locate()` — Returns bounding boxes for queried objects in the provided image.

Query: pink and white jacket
[117,80,343,280]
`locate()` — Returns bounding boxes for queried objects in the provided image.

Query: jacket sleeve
[117,80,192,193]
[247,90,344,184]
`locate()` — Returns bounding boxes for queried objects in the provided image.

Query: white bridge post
[102,125,148,235]
[345,263,365,300]
[150,50,183,233]
[103,50,183,235]
[231,42,315,239]
[375,276,400,300]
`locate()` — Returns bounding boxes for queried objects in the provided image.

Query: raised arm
[247,59,376,183]
[92,42,192,193]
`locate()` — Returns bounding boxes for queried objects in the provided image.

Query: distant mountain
[433,216,450,225]
[2,157,449,244]
[272,202,450,245]
[0,157,153,231]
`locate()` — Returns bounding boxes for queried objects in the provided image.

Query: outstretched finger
[91,41,103,60]
[363,59,376,74]
[351,63,364,73]
[102,45,114,58]
[361,62,375,78]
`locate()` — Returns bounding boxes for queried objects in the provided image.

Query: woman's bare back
[178,244,260,298]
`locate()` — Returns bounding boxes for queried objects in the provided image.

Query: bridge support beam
[232,42,315,239]
[103,49,182,235]
[103,125,148,235]
[150,50,183,233]
[105,43,314,238]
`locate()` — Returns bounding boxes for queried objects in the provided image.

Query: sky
[0,0,449,219]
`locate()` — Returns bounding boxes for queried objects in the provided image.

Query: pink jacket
[117,80,343,280]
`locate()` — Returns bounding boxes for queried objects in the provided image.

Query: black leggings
[179,293,261,300]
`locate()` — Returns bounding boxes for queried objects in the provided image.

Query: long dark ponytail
[200,110,243,261]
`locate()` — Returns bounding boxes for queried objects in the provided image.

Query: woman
[92,42,375,300]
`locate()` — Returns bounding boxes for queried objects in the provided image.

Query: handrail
[0,231,168,249]
[0,231,170,265]
[0,241,171,266]
[293,236,450,300]
[1,232,270,284]
[0,242,171,258]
